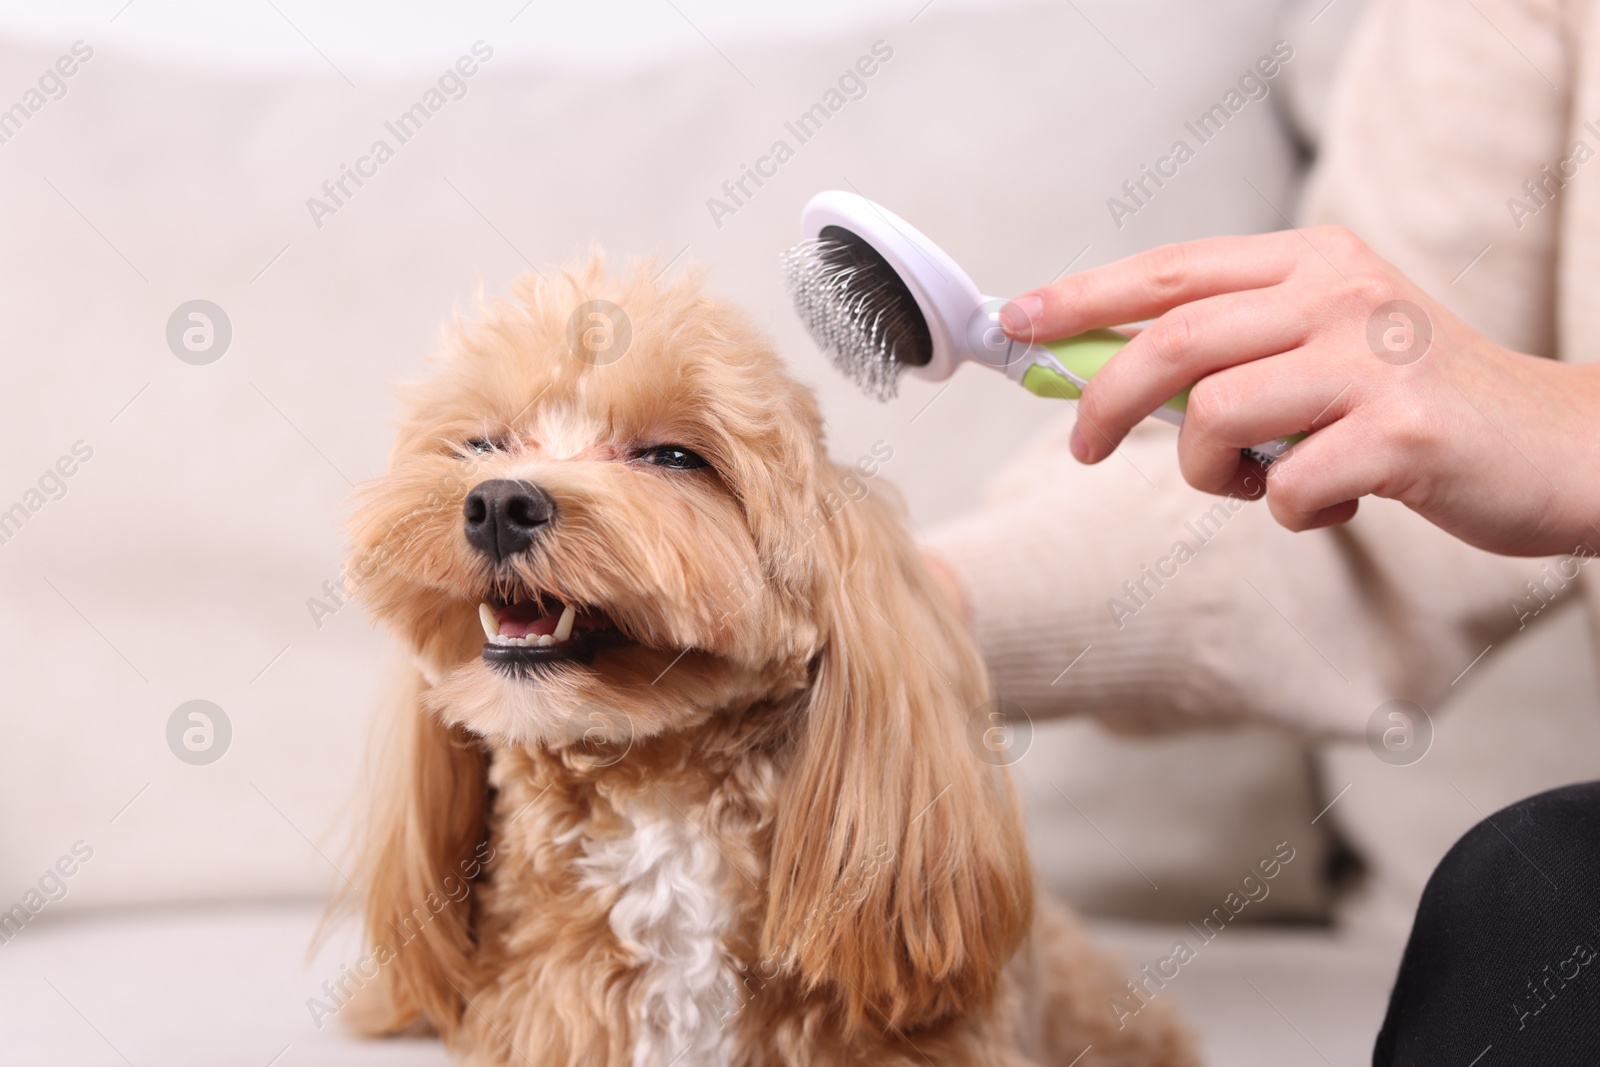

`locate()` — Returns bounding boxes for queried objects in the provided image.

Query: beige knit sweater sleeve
[925,0,1587,738]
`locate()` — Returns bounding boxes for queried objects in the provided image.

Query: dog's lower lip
[482,642,582,667]
[481,630,633,669]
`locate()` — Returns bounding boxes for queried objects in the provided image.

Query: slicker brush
[781,190,1293,464]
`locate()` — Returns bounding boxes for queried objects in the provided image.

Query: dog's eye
[638,446,709,470]
[464,438,496,455]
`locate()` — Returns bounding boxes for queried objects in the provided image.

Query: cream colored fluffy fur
[344,256,1196,1066]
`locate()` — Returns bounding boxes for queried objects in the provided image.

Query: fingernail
[1069,423,1090,462]
[1001,294,1043,338]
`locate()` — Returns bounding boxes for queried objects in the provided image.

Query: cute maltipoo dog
[344,256,1194,1067]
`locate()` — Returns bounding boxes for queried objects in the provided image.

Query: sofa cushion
[1318,599,1600,943]
[1022,721,1332,923]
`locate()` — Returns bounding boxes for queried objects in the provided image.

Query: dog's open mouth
[477,594,632,669]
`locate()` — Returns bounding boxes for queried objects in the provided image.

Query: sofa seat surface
[0,903,1398,1066]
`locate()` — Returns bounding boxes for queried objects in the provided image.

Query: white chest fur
[571,794,740,1067]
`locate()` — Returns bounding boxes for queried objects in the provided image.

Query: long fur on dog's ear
[349,665,489,1039]
[761,464,1034,1036]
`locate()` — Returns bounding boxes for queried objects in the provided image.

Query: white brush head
[782,190,998,400]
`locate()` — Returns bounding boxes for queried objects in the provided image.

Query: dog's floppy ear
[761,465,1033,1035]
[348,665,488,1038]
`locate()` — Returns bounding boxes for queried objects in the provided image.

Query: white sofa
[4,2,1600,1064]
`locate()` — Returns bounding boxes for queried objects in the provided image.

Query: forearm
[924,419,1566,737]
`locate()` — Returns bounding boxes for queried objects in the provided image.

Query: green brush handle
[1018,330,1303,462]
[1020,330,1188,415]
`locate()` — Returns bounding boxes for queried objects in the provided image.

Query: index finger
[1000,232,1303,341]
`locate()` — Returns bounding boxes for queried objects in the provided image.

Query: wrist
[1561,361,1600,551]
[1502,355,1600,554]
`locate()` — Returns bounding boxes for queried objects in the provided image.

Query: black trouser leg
[1373,781,1600,1066]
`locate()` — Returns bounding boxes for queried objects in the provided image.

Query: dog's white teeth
[553,604,576,642]
[480,602,576,649]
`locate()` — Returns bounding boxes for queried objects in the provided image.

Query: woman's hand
[1001,227,1600,557]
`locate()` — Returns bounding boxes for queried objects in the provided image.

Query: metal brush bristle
[781,231,932,402]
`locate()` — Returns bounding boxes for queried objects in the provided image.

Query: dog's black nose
[463,479,555,563]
